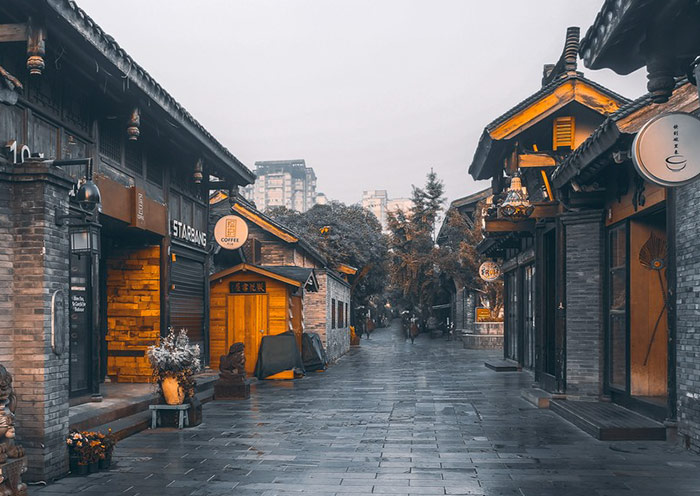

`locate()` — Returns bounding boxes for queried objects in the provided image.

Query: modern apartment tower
[242,160,318,212]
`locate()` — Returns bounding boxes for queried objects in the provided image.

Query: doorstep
[521,388,556,408]
[69,370,219,440]
[484,359,521,372]
[549,399,666,441]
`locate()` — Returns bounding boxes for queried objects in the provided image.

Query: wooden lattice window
[553,116,575,150]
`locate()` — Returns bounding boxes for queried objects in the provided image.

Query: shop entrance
[226,294,269,375]
[607,209,668,419]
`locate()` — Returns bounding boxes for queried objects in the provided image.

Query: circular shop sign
[214,215,249,250]
[479,261,501,282]
[632,112,700,187]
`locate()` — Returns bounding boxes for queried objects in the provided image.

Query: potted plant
[97,430,116,469]
[147,329,201,405]
[66,431,89,475]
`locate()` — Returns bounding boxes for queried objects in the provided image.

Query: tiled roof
[551,77,690,188]
[48,0,254,183]
[485,74,630,132]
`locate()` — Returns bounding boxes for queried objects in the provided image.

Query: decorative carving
[26,19,45,76]
[214,343,250,400]
[0,365,27,496]
[127,107,140,141]
[193,158,203,184]
[219,343,246,383]
[633,175,646,212]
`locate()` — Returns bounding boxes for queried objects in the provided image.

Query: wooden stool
[149,404,190,429]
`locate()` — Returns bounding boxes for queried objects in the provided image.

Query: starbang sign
[632,112,700,187]
[171,219,207,248]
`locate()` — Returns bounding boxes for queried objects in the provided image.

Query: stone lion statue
[219,343,246,383]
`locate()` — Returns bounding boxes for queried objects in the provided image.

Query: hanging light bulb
[498,172,534,221]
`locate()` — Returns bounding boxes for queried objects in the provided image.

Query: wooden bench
[149,404,190,429]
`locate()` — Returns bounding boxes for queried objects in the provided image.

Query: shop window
[125,139,142,175]
[99,120,122,164]
[338,300,344,328]
[147,155,164,186]
[331,298,336,329]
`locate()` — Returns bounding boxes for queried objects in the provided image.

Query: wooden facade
[209,195,353,361]
[210,264,316,376]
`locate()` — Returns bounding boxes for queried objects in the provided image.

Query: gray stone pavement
[31,321,700,495]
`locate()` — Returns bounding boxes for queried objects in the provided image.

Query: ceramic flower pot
[76,463,88,476]
[161,376,185,405]
[88,461,98,474]
[99,456,111,470]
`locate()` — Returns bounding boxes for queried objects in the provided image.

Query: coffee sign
[632,112,700,187]
[214,215,248,250]
[479,261,501,282]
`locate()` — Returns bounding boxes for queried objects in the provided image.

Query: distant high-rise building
[242,160,318,212]
[362,190,412,231]
[315,192,329,205]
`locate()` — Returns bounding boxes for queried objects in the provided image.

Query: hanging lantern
[498,173,534,221]
[193,158,203,184]
[127,107,140,141]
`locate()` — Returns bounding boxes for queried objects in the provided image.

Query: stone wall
[562,210,604,399]
[105,246,160,383]
[325,273,351,361]
[0,162,73,481]
[676,181,700,452]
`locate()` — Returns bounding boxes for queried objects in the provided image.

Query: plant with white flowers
[147,329,201,402]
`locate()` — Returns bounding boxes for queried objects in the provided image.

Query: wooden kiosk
[209,264,318,377]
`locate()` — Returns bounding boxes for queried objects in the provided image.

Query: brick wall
[676,181,700,452]
[303,270,351,362]
[562,210,604,399]
[106,246,160,382]
[0,163,73,481]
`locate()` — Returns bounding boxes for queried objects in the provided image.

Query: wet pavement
[32,321,700,495]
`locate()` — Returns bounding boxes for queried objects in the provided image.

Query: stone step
[521,388,554,408]
[70,374,217,433]
[549,399,666,441]
[87,386,216,441]
[484,359,520,372]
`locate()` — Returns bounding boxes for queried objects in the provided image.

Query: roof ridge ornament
[542,27,581,87]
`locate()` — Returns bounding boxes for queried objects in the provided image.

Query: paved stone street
[32,321,700,496]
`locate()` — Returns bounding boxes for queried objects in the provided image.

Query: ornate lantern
[498,173,534,221]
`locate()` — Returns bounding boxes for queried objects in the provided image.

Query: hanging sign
[632,112,700,187]
[214,215,248,250]
[479,261,501,282]
[475,307,492,322]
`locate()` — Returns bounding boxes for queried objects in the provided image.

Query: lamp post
[54,158,103,401]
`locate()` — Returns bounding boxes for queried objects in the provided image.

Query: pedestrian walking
[365,317,375,339]
[409,317,419,344]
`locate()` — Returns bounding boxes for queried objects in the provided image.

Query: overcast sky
[78,0,648,205]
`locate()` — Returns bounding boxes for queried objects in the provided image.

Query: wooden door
[290,295,303,350]
[227,294,269,375]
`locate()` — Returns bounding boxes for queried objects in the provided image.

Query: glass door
[523,264,536,370]
[504,270,519,362]
[607,222,628,393]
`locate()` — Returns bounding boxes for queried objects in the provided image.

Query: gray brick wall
[303,270,350,362]
[676,180,700,453]
[0,162,73,481]
[562,210,604,399]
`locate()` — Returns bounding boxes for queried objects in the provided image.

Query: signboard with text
[633,112,700,187]
[229,281,266,294]
[479,261,501,282]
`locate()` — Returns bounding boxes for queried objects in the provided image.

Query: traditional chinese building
[468,28,628,386]
[576,0,700,450]
[209,193,352,365]
[0,0,253,480]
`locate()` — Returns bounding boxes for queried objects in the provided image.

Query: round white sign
[632,112,700,187]
[214,215,249,250]
[479,261,501,282]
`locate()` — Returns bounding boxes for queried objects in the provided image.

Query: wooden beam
[531,202,559,219]
[484,218,536,233]
[518,153,556,168]
[0,23,27,43]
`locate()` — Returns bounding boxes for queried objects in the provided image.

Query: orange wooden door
[227,294,269,375]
